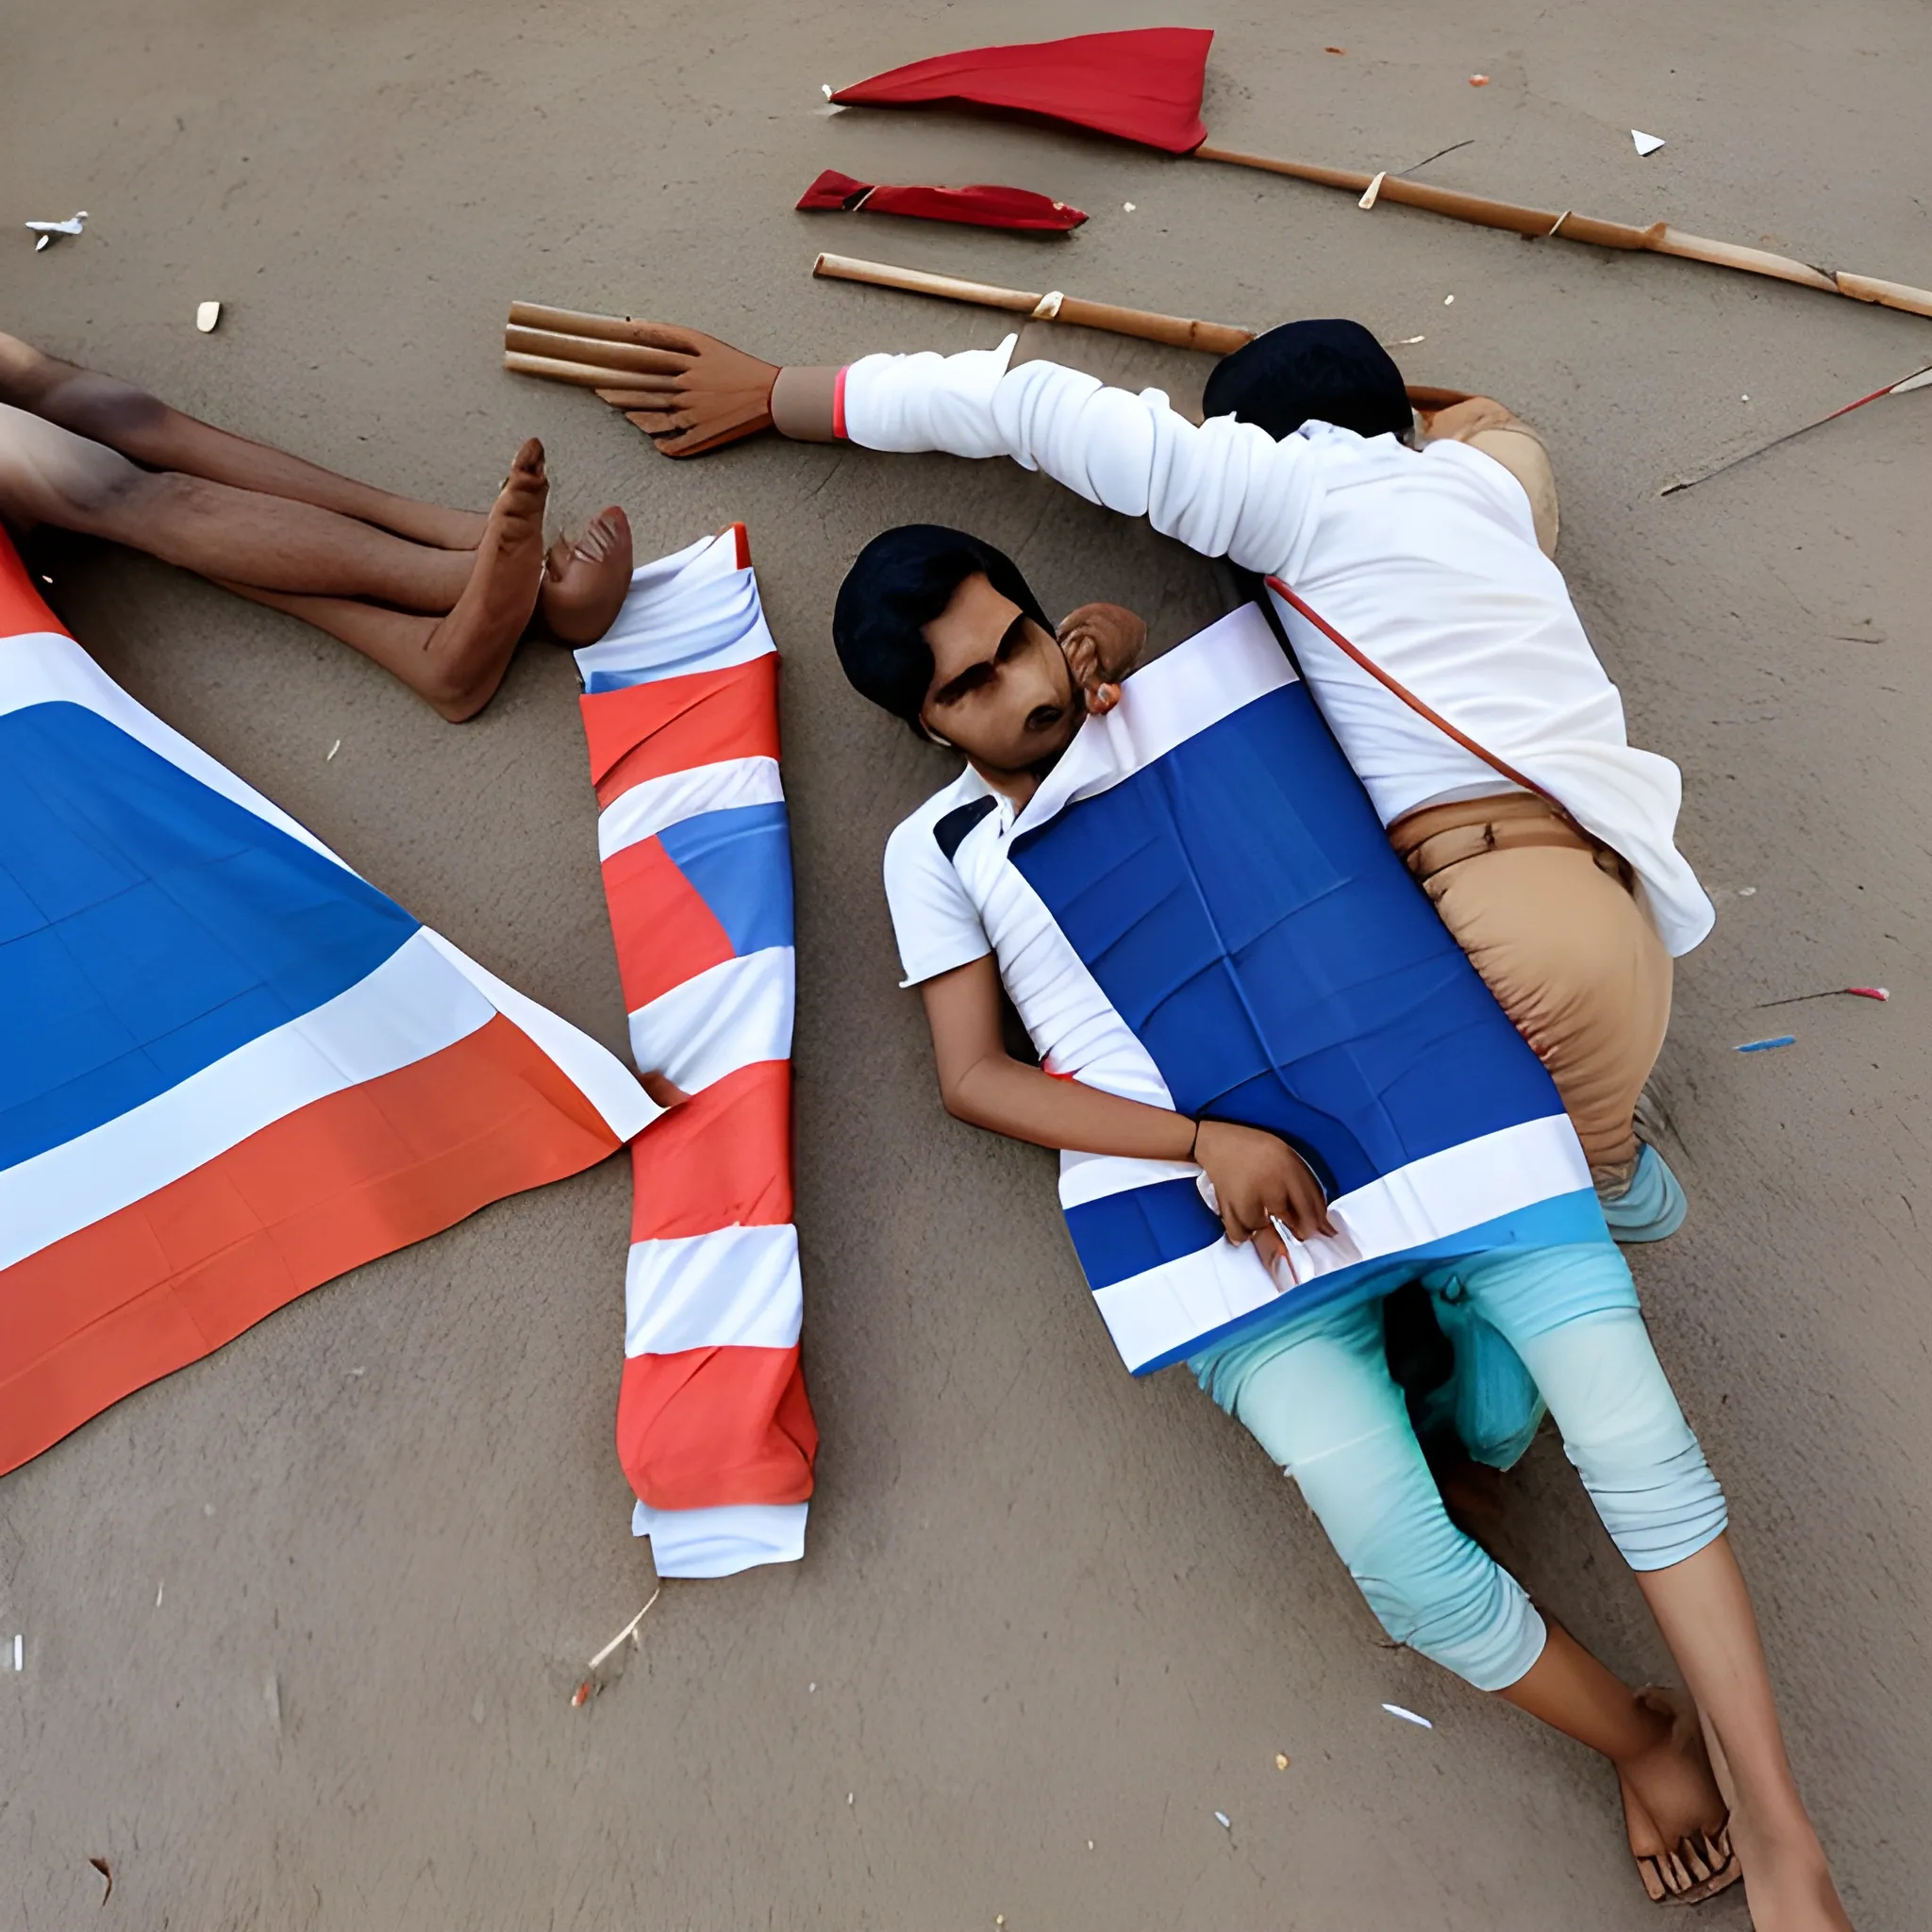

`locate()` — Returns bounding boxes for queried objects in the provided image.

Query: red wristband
[831,364,849,441]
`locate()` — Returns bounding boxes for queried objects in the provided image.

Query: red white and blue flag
[576,529,817,1579]
[0,535,657,1476]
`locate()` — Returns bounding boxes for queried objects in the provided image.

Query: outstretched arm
[921,956,1332,1259]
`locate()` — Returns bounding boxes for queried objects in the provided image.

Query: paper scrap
[1214,1810,1231,1829]
[1123,202,1137,212]
[1358,171,1387,210]
[1382,1702,1433,1727]
[90,1857,112,1902]
[196,301,222,333]
[10,1633,20,1671]
[1443,293,1456,305]
[326,739,341,760]
[1736,1035,1795,1054]
[1631,130,1667,157]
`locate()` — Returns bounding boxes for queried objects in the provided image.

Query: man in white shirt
[604,315,1706,1241]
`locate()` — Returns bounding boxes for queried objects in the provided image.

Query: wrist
[770,364,842,441]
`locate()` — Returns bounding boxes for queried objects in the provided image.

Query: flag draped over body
[0,534,657,1477]
[575,529,818,1579]
[935,606,1604,1375]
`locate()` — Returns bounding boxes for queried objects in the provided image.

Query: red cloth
[828,26,1212,155]
[796,169,1086,231]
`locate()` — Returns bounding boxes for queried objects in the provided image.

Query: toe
[1637,1857,1667,1904]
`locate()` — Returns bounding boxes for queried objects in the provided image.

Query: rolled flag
[796,169,1086,232]
[575,527,818,1579]
[0,534,657,1477]
[828,26,1212,153]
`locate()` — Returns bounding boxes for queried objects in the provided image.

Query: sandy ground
[4,1,1930,1924]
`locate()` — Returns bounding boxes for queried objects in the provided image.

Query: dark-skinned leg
[0,330,487,549]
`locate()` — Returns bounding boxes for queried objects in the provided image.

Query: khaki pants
[1390,794,1672,1188]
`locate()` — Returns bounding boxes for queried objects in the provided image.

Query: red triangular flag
[796,169,1087,231]
[829,26,1212,155]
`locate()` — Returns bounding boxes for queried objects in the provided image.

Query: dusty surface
[4,1,1929,1924]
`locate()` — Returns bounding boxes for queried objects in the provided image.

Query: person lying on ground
[597,315,1703,1243]
[0,330,633,720]
[816,521,1848,1929]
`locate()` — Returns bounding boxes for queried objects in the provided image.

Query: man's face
[919,572,1080,775]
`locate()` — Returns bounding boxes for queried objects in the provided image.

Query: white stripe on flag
[0,930,493,1272]
[624,1223,803,1356]
[1088,1114,1594,1374]
[596,756,784,861]
[631,1498,808,1577]
[627,947,794,1093]
[1058,1149,1202,1208]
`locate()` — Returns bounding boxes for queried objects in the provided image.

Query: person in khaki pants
[595,314,1700,1241]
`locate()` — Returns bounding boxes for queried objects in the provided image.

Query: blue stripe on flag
[657,801,793,958]
[0,701,419,1170]
[1063,1175,1224,1291]
[1012,682,1563,1200]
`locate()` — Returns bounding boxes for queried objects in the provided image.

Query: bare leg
[214,441,549,721]
[0,330,487,549]
[1638,1539,1851,1929]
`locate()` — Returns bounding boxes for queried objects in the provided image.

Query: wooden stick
[504,324,682,375]
[812,252,1253,354]
[503,348,646,389]
[507,302,685,347]
[1191,144,1932,319]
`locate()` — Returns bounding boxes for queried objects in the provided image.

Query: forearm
[944,1052,1194,1162]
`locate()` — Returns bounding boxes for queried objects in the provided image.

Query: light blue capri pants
[1190,1240,1727,1691]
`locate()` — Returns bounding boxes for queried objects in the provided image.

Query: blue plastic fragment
[1735,1035,1796,1053]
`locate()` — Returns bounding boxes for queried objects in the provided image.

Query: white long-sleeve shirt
[840,340,1714,957]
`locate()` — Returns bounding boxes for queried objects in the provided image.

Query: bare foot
[417,439,548,720]
[1617,1688,1739,1904]
[538,506,633,646]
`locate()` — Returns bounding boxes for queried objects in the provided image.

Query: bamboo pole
[502,348,645,389]
[504,325,685,375]
[812,252,1253,354]
[1191,143,1930,317]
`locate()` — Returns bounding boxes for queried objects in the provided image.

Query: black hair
[1202,318,1411,442]
[832,525,1052,725]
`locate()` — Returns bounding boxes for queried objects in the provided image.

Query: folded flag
[935,605,1605,1375]
[0,534,657,1478]
[796,169,1087,232]
[575,528,817,1580]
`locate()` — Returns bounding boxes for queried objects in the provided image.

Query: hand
[1058,602,1145,716]
[1415,393,1514,441]
[1193,1119,1335,1270]
[591,324,781,458]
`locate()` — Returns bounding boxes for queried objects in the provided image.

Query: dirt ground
[4,1,1929,1924]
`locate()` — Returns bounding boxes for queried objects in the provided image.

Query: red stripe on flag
[582,655,780,803]
[617,1342,817,1508]
[0,531,68,641]
[0,1015,623,1476]
[630,1058,791,1240]
[600,836,736,1009]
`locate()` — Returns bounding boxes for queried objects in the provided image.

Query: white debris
[1213,1810,1231,1829]
[26,210,88,251]
[1631,130,1666,157]
[1123,202,1137,212]
[1382,1702,1434,1728]
[587,1587,661,1671]
[1443,294,1456,305]
[1357,171,1387,210]
[326,739,341,761]
[156,1581,163,1607]
[10,1634,20,1671]
[196,301,222,333]
[821,83,833,97]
